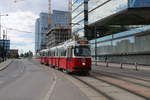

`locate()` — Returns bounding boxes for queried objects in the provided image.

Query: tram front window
[74,46,91,57]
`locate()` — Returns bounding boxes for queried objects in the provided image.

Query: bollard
[120,63,123,69]
[95,61,97,66]
[135,62,138,71]
[106,62,109,67]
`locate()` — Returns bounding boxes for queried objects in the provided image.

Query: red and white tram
[39,39,91,73]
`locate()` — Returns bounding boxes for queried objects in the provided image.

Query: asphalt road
[0,59,89,100]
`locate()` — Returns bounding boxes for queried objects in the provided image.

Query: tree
[19,51,33,58]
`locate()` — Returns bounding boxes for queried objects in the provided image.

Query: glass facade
[90,26,150,56]
[35,18,40,53]
[0,40,10,51]
[129,0,150,8]
[88,0,150,24]
[51,10,70,28]
[72,0,88,37]
[35,13,48,53]
[88,0,128,24]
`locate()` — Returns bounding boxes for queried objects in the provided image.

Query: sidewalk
[92,62,150,71]
[0,59,13,71]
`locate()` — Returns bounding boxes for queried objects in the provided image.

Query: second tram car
[39,39,91,73]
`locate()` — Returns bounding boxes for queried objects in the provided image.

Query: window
[74,46,91,57]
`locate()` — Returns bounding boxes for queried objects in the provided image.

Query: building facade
[72,0,150,65]
[47,27,71,48]
[0,39,10,60]
[51,10,70,28]
[35,13,48,53]
[72,0,88,38]
[0,39,10,51]
[8,49,19,58]
[35,18,40,53]
[88,0,150,25]
[35,11,71,53]
[47,10,71,48]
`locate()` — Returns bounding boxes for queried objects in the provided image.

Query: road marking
[44,72,57,100]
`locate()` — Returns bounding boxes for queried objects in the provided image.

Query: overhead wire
[0,25,32,33]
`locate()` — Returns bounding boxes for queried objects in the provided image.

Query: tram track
[93,70,150,89]
[72,75,114,100]
[93,70,150,83]
[71,74,147,100]
[91,72,150,100]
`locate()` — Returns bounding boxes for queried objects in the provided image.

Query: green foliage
[19,50,33,58]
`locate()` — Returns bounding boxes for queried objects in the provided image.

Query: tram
[39,38,91,73]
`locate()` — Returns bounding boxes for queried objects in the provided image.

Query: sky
[0,0,68,54]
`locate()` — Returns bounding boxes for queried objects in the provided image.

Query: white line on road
[44,72,57,100]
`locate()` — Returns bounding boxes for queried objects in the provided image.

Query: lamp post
[0,13,8,61]
[95,26,97,65]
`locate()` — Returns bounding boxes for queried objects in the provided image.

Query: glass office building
[51,10,70,28]
[0,40,10,51]
[90,25,150,65]
[72,0,88,37]
[35,13,48,53]
[0,39,10,59]
[71,0,150,65]
[129,0,150,8]
[88,0,150,25]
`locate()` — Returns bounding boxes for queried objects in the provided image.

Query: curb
[0,60,13,71]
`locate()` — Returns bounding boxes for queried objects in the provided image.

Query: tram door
[66,47,73,70]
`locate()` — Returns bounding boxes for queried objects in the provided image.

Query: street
[0,59,89,100]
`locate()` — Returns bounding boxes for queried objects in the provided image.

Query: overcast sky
[0,0,68,54]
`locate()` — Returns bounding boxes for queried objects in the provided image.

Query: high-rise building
[35,18,40,53]
[35,13,48,54]
[35,10,71,53]
[51,10,70,28]
[47,10,71,48]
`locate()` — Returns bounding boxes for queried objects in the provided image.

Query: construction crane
[68,0,72,15]
[48,0,72,27]
[48,0,51,27]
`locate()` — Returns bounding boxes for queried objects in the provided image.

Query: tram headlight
[82,62,86,66]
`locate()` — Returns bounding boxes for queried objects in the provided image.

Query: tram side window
[67,48,72,58]
[51,50,54,57]
[60,48,66,57]
[58,49,61,57]
[60,49,62,57]
[56,49,59,57]
[63,49,66,57]
[48,51,50,57]
[54,50,56,57]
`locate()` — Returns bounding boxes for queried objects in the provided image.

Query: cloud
[0,0,68,54]
[0,0,68,14]
[1,11,38,53]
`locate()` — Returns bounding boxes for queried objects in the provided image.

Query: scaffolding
[47,26,71,48]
